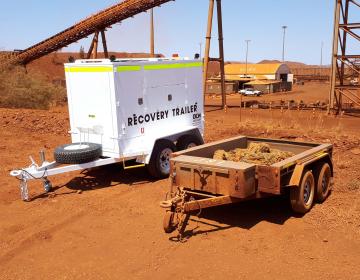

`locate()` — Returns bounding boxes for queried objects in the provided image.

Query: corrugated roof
[245,80,281,85]
[225,63,285,75]
[225,75,252,81]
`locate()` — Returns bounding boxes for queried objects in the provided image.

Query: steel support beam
[87,32,97,59]
[2,0,174,66]
[203,0,226,110]
[92,31,99,59]
[216,0,226,110]
[203,0,215,107]
[101,30,109,58]
[329,0,360,114]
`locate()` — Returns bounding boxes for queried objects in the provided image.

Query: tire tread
[54,142,102,164]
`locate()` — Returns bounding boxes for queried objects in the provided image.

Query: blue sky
[0,0,348,65]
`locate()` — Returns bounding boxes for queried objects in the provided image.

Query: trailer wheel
[176,134,204,151]
[315,163,331,203]
[54,142,102,164]
[148,139,176,178]
[290,170,315,214]
[43,179,52,193]
[163,211,177,233]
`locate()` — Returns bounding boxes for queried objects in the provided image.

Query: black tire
[54,142,102,164]
[290,170,315,214]
[43,179,52,193]
[147,139,176,178]
[315,163,331,203]
[176,134,204,151]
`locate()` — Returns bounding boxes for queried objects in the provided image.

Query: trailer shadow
[29,163,155,201]
[29,186,79,201]
[179,194,295,241]
[64,162,155,192]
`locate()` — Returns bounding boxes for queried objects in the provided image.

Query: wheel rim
[187,142,197,149]
[64,144,89,151]
[159,148,172,174]
[304,180,311,204]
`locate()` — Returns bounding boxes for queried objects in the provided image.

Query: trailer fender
[289,164,305,187]
[144,128,203,164]
[289,152,332,187]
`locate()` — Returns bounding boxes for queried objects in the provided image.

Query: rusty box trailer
[160,135,333,237]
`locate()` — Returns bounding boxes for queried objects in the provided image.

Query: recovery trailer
[10,58,204,201]
[160,136,333,238]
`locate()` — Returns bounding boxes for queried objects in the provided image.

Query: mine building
[224,63,293,93]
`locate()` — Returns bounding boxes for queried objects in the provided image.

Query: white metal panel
[114,67,145,156]
[65,68,117,153]
[287,74,294,83]
[64,59,203,160]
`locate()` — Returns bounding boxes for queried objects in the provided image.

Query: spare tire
[54,142,102,164]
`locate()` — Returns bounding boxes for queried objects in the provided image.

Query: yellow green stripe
[144,62,202,71]
[65,62,202,73]
[116,65,141,72]
[65,66,113,73]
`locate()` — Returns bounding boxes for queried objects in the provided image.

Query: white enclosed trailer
[10,58,204,201]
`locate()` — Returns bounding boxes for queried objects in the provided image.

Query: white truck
[239,88,262,96]
[10,58,204,201]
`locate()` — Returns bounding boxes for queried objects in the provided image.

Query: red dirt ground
[0,104,359,279]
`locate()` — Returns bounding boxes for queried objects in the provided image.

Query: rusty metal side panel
[173,161,256,199]
[174,163,231,195]
[272,143,333,169]
[256,166,281,195]
[183,196,241,213]
[230,169,256,198]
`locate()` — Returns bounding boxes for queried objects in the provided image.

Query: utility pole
[203,0,215,100]
[216,0,226,110]
[320,41,324,78]
[150,8,155,57]
[320,41,324,67]
[282,25,287,62]
[245,40,251,77]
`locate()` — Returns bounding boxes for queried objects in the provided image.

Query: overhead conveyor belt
[4,0,173,66]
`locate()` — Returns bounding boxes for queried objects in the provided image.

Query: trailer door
[65,66,116,152]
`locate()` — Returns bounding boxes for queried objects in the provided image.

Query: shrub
[0,66,66,109]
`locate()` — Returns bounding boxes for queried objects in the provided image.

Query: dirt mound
[213,142,294,165]
[0,67,66,110]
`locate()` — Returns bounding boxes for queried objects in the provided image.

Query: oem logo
[193,113,201,120]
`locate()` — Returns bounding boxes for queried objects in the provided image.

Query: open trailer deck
[160,136,333,238]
